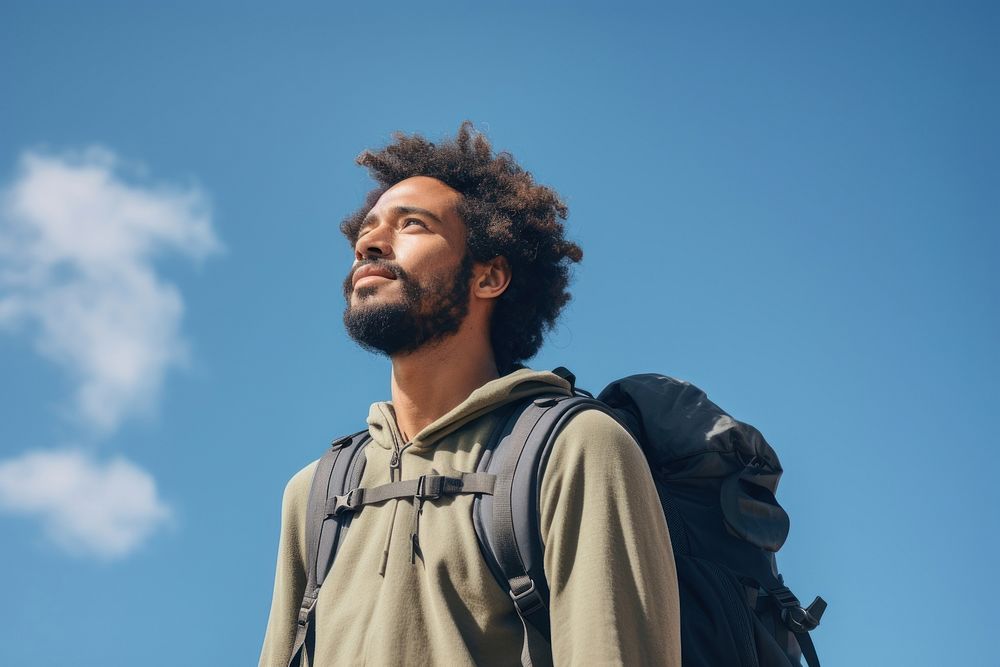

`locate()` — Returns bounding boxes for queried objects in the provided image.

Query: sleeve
[540,409,681,667]
[258,461,317,667]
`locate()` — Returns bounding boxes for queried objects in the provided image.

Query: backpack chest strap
[327,472,497,516]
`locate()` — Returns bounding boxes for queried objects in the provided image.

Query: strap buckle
[510,578,546,618]
[784,596,827,632]
[768,586,826,633]
[330,487,364,516]
[415,474,463,501]
[415,474,444,500]
[296,594,318,627]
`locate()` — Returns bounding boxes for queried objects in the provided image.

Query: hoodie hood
[366,368,572,451]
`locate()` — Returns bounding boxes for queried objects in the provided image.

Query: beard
[342,253,475,357]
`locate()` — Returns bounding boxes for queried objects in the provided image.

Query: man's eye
[403,218,426,229]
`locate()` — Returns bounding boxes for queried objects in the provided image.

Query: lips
[352,263,397,287]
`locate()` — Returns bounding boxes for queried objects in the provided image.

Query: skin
[347,176,512,441]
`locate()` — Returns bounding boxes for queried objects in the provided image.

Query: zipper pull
[389,440,408,481]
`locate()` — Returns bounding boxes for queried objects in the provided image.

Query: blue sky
[1,1,997,664]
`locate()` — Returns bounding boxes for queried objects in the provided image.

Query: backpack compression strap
[288,430,370,667]
[330,471,498,564]
[326,472,497,516]
[474,393,620,667]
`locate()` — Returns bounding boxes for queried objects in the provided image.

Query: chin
[352,286,383,301]
[351,291,403,311]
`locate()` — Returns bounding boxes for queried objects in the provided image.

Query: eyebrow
[360,205,445,231]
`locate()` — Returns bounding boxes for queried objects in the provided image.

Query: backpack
[288,369,826,667]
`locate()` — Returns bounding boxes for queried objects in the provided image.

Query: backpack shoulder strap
[474,393,619,665]
[288,429,370,667]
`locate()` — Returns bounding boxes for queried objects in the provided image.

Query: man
[259,123,681,666]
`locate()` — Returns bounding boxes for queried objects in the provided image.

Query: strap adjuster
[415,474,443,500]
[415,474,464,501]
[296,594,318,627]
[768,585,801,609]
[783,596,827,632]
[768,586,826,633]
[510,578,546,617]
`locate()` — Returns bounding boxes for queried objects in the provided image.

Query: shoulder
[550,405,644,468]
[284,458,319,499]
[280,459,320,525]
[539,403,664,545]
[542,405,650,497]
[556,406,635,441]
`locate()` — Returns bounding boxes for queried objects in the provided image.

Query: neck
[388,324,499,442]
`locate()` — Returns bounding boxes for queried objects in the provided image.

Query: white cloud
[0,147,221,559]
[0,147,221,432]
[0,449,172,559]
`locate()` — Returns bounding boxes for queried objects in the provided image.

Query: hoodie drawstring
[378,500,400,576]
[410,496,424,564]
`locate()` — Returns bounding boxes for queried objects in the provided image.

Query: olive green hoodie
[259,369,680,666]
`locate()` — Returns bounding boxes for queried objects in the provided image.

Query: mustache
[349,258,402,282]
[343,259,406,298]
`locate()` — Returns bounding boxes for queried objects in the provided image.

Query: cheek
[398,232,459,262]
[417,243,465,273]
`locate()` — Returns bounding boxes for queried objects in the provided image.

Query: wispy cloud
[0,147,220,558]
[0,449,171,559]
[0,147,221,432]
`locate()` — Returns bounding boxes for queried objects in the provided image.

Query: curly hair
[342,121,582,373]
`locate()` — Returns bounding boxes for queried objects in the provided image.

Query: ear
[472,256,511,301]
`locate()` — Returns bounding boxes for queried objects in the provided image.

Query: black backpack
[288,370,826,667]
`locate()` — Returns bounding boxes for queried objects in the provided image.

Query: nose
[354,221,393,261]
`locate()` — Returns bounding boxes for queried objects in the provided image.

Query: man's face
[342,176,474,357]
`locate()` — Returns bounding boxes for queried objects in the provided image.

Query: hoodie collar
[365,368,572,451]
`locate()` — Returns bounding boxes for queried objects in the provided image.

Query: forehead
[372,176,461,215]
